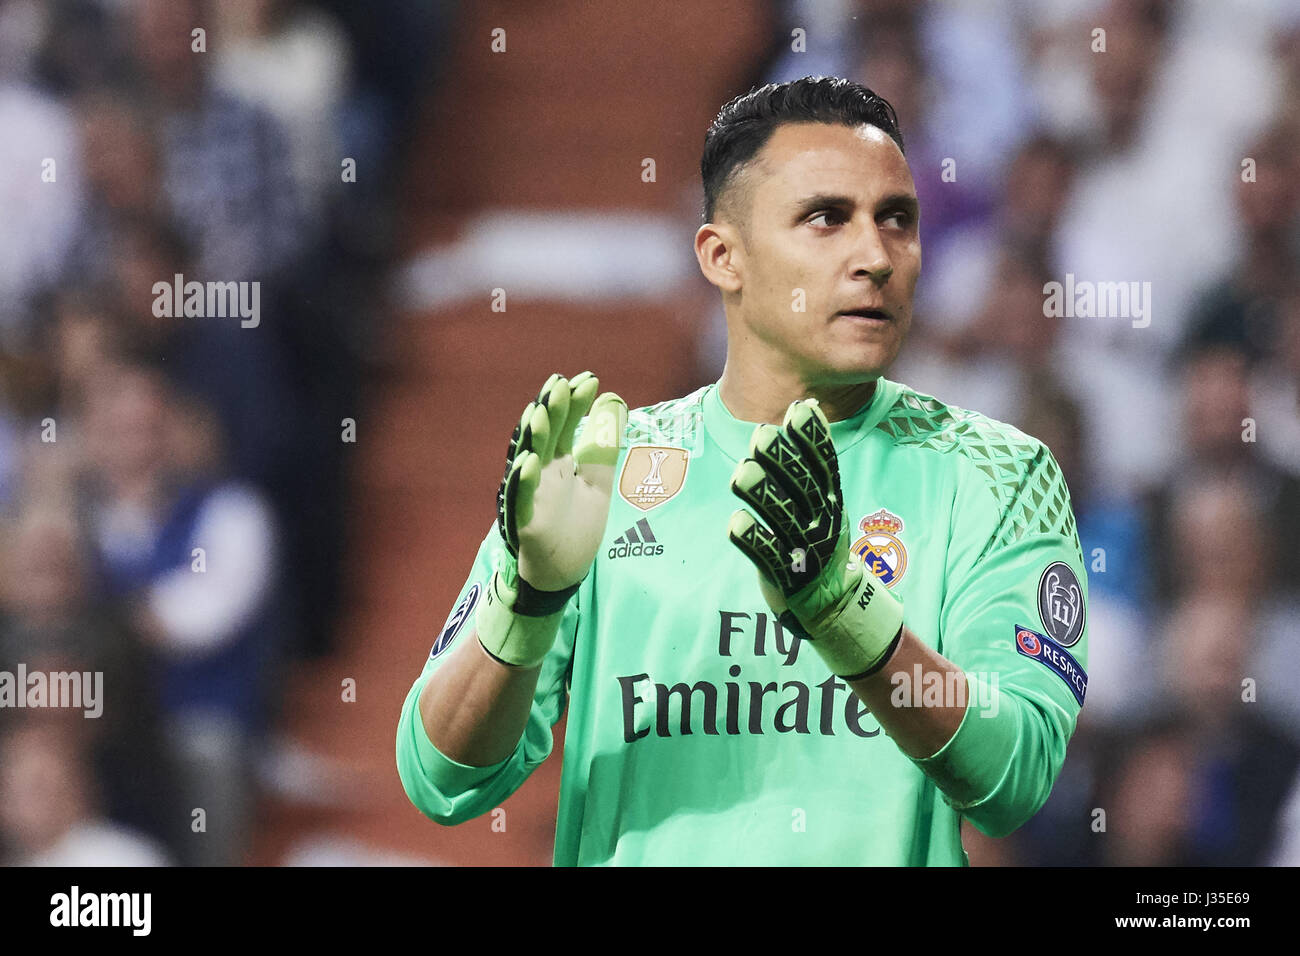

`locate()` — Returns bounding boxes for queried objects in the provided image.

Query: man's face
[721,121,920,384]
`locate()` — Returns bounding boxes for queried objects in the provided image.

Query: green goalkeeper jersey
[397,376,1090,865]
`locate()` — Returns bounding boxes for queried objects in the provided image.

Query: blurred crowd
[761,0,1300,865]
[0,0,451,865]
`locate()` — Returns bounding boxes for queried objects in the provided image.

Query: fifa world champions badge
[619,446,689,511]
[851,508,908,587]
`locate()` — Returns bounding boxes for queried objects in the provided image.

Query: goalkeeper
[397,76,1089,865]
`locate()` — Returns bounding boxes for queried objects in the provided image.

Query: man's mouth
[836,308,892,322]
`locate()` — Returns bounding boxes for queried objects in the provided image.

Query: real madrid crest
[851,508,908,587]
[618,445,689,511]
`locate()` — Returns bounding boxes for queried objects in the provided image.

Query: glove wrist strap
[514,575,580,616]
[476,553,573,668]
[790,562,905,678]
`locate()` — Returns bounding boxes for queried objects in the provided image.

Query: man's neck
[716,359,879,425]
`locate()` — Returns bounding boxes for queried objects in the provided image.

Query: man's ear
[695,221,743,294]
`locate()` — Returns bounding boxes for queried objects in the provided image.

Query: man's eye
[808,210,844,227]
[881,210,912,228]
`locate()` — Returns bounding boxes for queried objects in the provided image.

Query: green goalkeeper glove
[477,371,627,667]
[727,398,904,680]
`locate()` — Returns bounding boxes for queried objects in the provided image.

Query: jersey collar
[702,376,901,463]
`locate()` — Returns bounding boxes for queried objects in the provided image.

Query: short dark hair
[700,76,905,224]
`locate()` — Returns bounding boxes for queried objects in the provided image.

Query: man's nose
[851,224,892,283]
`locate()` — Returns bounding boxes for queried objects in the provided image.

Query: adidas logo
[608,517,665,559]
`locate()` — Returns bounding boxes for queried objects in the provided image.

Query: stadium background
[1,0,1298,866]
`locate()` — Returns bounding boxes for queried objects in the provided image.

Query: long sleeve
[395,525,579,825]
[911,441,1090,838]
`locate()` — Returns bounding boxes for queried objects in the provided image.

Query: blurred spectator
[896,243,1063,427]
[32,0,131,96]
[103,215,305,495]
[0,509,180,854]
[1140,594,1300,866]
[763,0,861,83]
[46,288,124,413]
[60,92,166,292]
[129,0,307,281]
[211,0,353,237]
[914,0,1037,199]
[0,1,84,346]
[1183,122,1300,366]
[918,134,1078,337]
[78,350,286,865]
[1100,715,1197,865]
[0,721,171,866]
[1248,283,1300,477]
[1144,344,1300,606]
[1084,0,1171,155]
[1160,468,1300,740]
[314,0,458,178]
